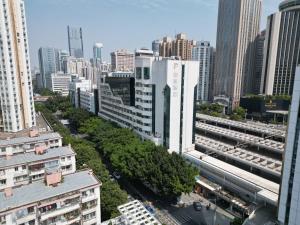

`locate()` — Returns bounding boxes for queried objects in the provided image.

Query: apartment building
[0,131,62,158]
[0,170,101,225]
[0,146,76,191]
[111,49,135,72]
[0,0,36,132]
[159,33,196,60]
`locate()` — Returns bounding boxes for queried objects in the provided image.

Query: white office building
[98,55,199,154]
[0,0,36,132]
[192,41,214,102]
[278,66,300,225]
[48,73,72,96]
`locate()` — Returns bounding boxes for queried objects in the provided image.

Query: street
[117,177,232,225]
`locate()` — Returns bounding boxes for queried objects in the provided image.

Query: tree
[231,218,244,225]
[101,181,128,220]
[230,107,246,121]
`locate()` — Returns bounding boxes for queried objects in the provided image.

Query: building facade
[67,26,84,58]
[111,49,135,72]
[38,47,59,89]
[98,55,199,154]
[0,146,76,191]
[278,66,300,225]
[159,33,195,60]
[0,0,36,132]
[93,43,103,66]
[192,41,214,102]
[261,0,300,96]
[214,0,261,110]
[253,30,266,94]
[152,40,162,56]
[48,73,71,96]
[0,170,101,225]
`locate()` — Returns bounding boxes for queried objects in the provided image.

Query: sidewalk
[179,193,235,221]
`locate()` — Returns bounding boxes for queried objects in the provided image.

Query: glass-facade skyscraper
[67,26,84,58]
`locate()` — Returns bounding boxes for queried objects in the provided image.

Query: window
[0,179,6,185]
[144,67,150,80]
[136,67,142,79]
[14,167,19,171]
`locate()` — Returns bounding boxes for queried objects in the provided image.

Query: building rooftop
[196,122,285,153]
[0,132,61,147]
[0,146,75,169]
[118,200,161,225]
[0,113,53,140]
[196,113,286,139]
[279,0,300,11]
[184,150,279,205]
[195,135,282,177]
[0,170,100,212]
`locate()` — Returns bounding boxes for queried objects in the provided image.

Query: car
[193,201,202,211]
[145,205,156,214]
[113,171,121,179]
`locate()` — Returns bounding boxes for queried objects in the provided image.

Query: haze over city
[26,0,281,66]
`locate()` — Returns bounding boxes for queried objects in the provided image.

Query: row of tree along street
[35,95,198,221]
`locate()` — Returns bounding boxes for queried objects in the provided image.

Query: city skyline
[26,0,281,67]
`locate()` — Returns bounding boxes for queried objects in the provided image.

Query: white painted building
[0,132,62,158]
[102,200,161,225]
[0,0,36,132]
[69,77,92,107]
[79,90,96,114]
[278,66,300,225]
[48,73,71,96]
[98,55,199,154]
[0,146,76,190]
[0,170,101,225]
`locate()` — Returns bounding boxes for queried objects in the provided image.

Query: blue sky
[25,0,282,67]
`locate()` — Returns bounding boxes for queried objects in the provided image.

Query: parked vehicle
[193,201,202,211]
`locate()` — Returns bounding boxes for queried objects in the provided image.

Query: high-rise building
[62,57,92,79]
[192,41,214,102]
[214,0,261,110]
[159,37,173,58]
[58,49,69,72]
[0,0,36,132]
[67,26,84,58]
[172,33,195,60]
[278,66,300,225]
[111,49,135,72]
[261,0,300,96]
[38,47,59,89]
[159,33,196,60]
[253,30,266,94]
[152,40,162,56]
[93,43,103,66]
